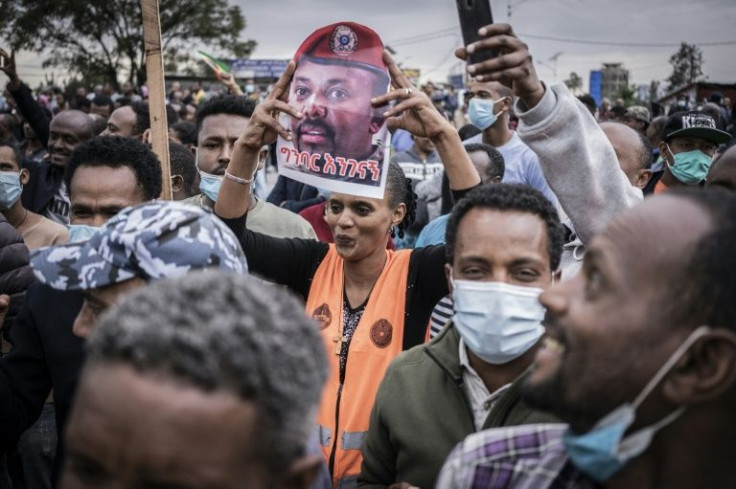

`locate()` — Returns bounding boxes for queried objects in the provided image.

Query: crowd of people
[0,19,734,489]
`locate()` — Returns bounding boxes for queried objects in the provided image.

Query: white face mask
[451,278,546,364]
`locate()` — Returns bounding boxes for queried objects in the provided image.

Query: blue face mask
[563,326,710,482]
[0,171,22,211]
[451,278,546,364]
[68,224,101,243]
[467,97,505,131]
[199,171,223,203]
[665,145,712,185]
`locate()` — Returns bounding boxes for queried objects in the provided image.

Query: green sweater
[357,323,558,489]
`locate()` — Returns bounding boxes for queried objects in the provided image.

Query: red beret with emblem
[294,22,388,78]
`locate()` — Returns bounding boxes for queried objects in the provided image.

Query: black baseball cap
[663,111,731,145]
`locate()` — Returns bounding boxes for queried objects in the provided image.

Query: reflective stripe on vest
[341,430,367,451]
[337,475,358,489]
[316,424,332,448]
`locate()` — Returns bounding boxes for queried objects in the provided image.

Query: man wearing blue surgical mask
[651,111,730,194]
[358,184,562,489]
[463,81,558,207]
[0,140,68,249]
[184,94,316,239]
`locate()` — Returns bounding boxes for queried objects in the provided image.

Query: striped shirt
[430,295,455,338]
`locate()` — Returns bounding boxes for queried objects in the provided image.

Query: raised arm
[455,24,642,244]
[373,51,480,191]
[0,48,51,147]
[214,61,302,220]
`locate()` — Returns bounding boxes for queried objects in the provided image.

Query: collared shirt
[435,424,598,489]
[458,339,511,430]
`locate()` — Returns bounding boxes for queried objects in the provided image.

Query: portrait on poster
[277,23,391,199]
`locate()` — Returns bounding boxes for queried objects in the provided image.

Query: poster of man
[277,22,392,199]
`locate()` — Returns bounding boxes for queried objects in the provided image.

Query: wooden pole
[140,0,172,200]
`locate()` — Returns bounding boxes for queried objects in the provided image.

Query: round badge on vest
[312,303,332,330]
[370,319,393,348]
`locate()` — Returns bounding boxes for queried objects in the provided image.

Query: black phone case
[456,0,496,66]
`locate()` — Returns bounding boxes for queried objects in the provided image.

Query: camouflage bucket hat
[31,201,248,291]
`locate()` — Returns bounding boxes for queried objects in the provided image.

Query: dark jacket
[9,83,62,215]
[20,158,65,216]
[0,283,84,486]
[0,216,34,339]
[358,324,558,489]
[266,175,322,213]
[8,83,50,148]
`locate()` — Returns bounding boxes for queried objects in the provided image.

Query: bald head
[47,110,95,167]
[52,110,95,138]
[600,122,652,189]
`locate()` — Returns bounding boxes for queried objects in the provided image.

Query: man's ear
[277,454,324,489]
[445,263,454,293]
[140,128,151,145]
[635,169,653,189]
[170,175,184,193]
[662,329,736,405]
[19,168,30,186]
[659,141,671,162]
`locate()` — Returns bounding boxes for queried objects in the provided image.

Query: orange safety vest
[307,245,411,489]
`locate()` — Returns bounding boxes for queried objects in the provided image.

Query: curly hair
[445,183,565,270]
[385,161,417,239]
[465,142,506,181]
[195,94,256,135]
[168,142,198,197]
[170,121,197,146]
[64,136,162,200]
[85,271,328,474]
[130,101,150,137]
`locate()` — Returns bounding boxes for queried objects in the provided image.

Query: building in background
[657,82,736,116]
[600,63,629,101]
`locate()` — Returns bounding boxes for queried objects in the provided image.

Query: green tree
[563,72,583,95]
[617,84,638,107]
[0,0,256,88]
[666,42,704,91]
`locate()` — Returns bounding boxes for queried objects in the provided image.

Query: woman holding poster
[214,24,480,488]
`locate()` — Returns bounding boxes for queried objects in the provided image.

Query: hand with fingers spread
[0,48,21,90]
[455,24,545,109]
[378,51,480,190]
[373,51,454,142]
[236,61,302,157]
[215,61,303,219]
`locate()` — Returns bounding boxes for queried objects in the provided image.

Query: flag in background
[197,50,231,75]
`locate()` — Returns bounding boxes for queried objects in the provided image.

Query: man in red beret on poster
[288,22,391,178]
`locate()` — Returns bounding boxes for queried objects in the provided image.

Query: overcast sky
[237,0,735,92]
[9,0,736,92]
